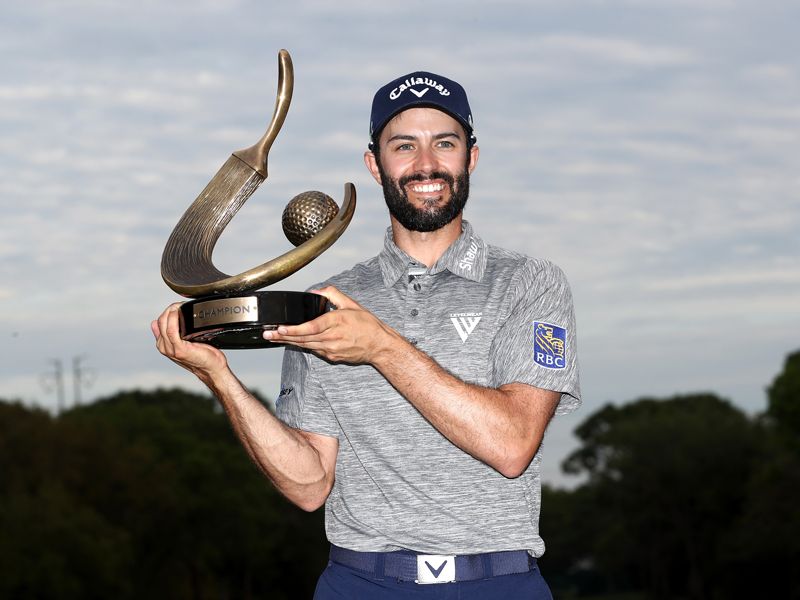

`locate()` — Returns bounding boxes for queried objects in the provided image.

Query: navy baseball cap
[369,71,475,147]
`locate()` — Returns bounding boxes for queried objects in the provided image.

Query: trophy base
[179,291,329,349]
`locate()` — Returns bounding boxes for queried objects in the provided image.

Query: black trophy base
[179,291,329,349]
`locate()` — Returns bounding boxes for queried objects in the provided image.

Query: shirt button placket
[405,271,426,347]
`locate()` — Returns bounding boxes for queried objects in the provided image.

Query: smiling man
[153,70,581,599]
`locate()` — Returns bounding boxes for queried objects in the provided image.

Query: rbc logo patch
[534,322,567,369]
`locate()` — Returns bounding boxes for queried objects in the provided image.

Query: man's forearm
[198,367,336,511]
[372,330,559,478]
[152,304,335,510]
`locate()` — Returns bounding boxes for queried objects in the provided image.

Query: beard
[377,160,470,233]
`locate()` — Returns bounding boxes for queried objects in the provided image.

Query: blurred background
[1,1,798,598]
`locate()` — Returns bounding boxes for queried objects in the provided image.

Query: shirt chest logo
[450,312,482,342]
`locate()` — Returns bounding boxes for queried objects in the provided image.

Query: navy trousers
[313,559,554,599]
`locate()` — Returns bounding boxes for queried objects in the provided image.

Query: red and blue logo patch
[534,322,567,369]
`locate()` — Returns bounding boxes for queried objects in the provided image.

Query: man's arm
[263,288,561,478]
[151,304,337,511]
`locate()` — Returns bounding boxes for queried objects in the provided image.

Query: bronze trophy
[160,49,356,349]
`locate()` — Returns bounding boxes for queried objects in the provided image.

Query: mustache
[398,171,455,188]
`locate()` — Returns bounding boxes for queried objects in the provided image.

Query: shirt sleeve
[275,346,341,437]
[489,259,581,416]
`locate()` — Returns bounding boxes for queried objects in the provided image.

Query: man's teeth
[411,182,445,193]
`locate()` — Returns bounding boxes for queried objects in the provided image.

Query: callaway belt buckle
[415,554,456,584]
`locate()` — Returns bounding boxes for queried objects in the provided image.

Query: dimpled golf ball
[282,191,339,246]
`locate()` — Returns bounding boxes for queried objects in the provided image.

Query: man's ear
[364,151,383,185]
[467,144,480,175]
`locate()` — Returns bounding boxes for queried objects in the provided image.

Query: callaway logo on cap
[369,70,475,146]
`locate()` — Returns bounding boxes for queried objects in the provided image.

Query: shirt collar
[378,220,487,287]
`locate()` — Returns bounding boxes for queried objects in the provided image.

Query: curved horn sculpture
[161,49,356,298]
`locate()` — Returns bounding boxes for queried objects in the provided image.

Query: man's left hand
[263,286,399,364]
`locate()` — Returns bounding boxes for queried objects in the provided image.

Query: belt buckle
[415,554,456,584]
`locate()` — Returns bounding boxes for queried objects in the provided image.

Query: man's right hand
[151,303,228,379]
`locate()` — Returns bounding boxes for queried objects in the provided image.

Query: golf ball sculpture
[282,191,340,246]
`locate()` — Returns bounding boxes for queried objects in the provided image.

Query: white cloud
[645,268,800,293]
[536,34,697,66]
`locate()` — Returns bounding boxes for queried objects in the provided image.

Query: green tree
[0,401,133,598]
[0,484,133,599]
[720,348,800,599]
[0,401,57,494]
[0,389,328,599]
[562,394,759,600]
[766,349,800,439]
[540,484,609,599]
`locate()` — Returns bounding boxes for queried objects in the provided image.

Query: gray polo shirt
[276,220,580,556]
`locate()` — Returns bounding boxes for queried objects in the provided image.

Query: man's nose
[412,146,436,174]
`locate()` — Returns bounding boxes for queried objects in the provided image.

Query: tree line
[1,350,797,599]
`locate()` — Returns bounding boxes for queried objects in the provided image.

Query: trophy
[160,49,356,349]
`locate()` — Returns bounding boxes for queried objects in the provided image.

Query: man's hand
[262,286,399,365]
[151,303,228,378]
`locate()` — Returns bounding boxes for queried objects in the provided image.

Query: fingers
[260,287,388,364]
[265,310,337,341]
[266,328,347,362]
[153,303,197,363]
[153,304,181,353]
[312,286,362,311]
[266,286,361,340]
[260,287,349,343]
[262,305,378,364]
[152,303,229,377]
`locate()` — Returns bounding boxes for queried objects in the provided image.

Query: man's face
[367,108,479,233]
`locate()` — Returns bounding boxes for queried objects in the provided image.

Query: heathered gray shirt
[276,221,580,556]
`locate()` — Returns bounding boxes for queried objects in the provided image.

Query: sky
[1,0,798,486]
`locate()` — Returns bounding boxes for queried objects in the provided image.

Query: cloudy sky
[2,0,798,485]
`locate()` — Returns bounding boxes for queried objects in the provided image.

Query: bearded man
[153,70,580,599]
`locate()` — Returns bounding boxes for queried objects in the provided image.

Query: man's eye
[396,143,414,151]
[437,140,455,148]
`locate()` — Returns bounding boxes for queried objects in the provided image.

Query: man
[153,70,580,599]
